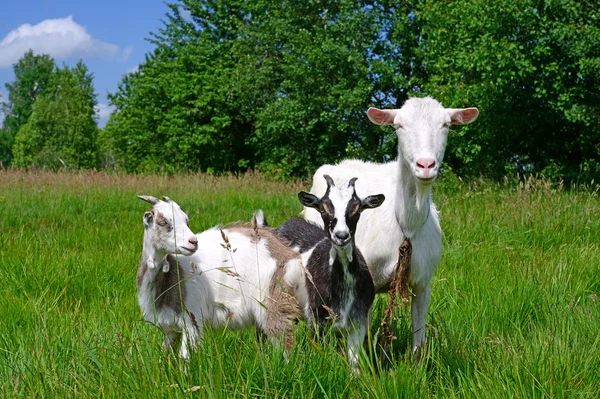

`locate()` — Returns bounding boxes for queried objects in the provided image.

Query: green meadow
[0,170,599,398]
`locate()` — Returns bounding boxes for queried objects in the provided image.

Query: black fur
[276,218,375,328]
[276,217,326,252]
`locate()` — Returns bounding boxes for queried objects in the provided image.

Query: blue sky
[0,0,174,127]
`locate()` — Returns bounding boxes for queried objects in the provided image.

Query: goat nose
[416,158,436,170]
[335,231,350,241]
[188,236,198,247]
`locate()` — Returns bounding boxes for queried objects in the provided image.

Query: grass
[0,169,599,398]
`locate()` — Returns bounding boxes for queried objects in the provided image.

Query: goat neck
[396,154,432,239]
[329,240,354,267]
[141,233,169,274]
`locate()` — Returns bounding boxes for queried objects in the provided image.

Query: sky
[0,0,174,127]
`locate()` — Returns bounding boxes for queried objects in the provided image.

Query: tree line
[2,0,599,181]
[1,51,99,169]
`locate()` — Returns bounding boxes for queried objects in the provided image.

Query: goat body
[277,217,374,329]
[277,176,383,365]
[137,196,302,358]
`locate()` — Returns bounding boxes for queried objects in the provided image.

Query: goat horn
[323,174,335,187]
[137,195,160,205]
[348,177,358,188]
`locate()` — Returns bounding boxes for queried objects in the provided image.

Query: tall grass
[0,170,598,397]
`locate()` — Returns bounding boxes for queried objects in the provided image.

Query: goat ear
[362,194,385,210]
[143,211,154,228]
[298,191,321,210]
[447,108,479,125]
[367,107,397,125]
[138,195,160,205]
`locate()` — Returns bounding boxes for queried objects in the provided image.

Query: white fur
[327,183,354,241]
[303,97,479,358]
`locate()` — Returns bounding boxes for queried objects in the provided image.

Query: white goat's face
[138,196,198,256]
[367,97,479,185]
[299,175,385,247]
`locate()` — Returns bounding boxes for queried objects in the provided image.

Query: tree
[419,0,600,181]
[106,0,600,181]
[12,61,99,169]
[1,50,55,166]
[105,0,419,177]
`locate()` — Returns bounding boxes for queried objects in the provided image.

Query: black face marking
[321,199,334,215]
[344,196,362,235]
[319,201,337,240]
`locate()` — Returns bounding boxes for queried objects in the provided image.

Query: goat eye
[157,218,173,231]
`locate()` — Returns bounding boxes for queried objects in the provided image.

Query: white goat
[303,96,479,358]
[137,195,303,358]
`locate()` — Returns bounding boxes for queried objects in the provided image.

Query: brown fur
[224,224,302,349]
[136,260,147,288]
[262,229,303,350]
[378,238,413,347]
[137,255,187,314]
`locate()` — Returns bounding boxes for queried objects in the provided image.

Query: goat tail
[253,209,268,228]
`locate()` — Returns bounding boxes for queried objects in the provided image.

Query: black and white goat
[137,195,303,358]
[276,175,384,365]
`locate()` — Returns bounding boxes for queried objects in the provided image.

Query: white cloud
[0,16,132,68]
[95,103,115,128]
[127,65,139,74]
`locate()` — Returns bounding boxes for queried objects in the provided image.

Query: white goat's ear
[367,107,397,125]
[362,194,385,210]
[138,195,160,205]
[298,191,321,210]
[143,211,154,228]
[447,108,479,125]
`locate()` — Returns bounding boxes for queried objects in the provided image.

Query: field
[0,169,599,398]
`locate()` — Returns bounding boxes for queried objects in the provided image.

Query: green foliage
[1,50,55,166]
[12,62,99,169]
[105,0,419,177]
[1,170,599,396]
[420,0,600,181]
[104,0,600,181]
